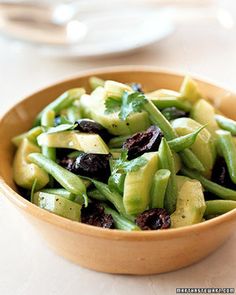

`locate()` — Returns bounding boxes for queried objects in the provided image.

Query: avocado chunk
[147,89,184,99]
[123,152,158,215]
[89,76,105,90]
[146,89,191,112]
[33,192,81,221]
[80,86,150,136]
[13,138,49,189]
[171,176,206,228]
[172,117,216,178]
[12,126,43,147]
[180,76,202,103]
[37,131,109,154]
[104,80,132,98]
[191,99,219,137]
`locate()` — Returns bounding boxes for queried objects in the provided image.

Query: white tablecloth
[0,2,236,294]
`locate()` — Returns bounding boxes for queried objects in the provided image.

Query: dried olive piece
[59,153,111,182]
[81,202,114,229]
[75,119,110,142]
[130,83,144,93]
[161,107,187,121]
[123,125,163,160]
[136,208,171,230]
[211,157,236,190]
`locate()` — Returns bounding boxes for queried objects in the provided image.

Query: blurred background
[0,0,236,114]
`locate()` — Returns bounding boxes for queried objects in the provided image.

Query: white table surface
[0,2,236,294]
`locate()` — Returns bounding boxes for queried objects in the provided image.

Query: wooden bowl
[1,66,236,275]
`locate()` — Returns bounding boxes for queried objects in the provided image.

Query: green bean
[216,130,236,184]
[108,173,126,194]
[102,203,140,231]
[41,110,56,187]
[144,100,176,140]
[67,105,81,123]
[144,99,204,171]
[91,179,134,221]
[41,109,55,128]
[28,153,88,205]
[87,189,107,201]
[173,152,182,173]
[30,178,38,203]
[108,135,129,148]
[42,188,84,204]
[89,76,105,90]
[158,139,177,213]
[150,169,170,209]
[151,98,191,112]
[168,125,206,152]
[12,126,43,147]
[41,110,56,162]
[180,149,205,172]
[42,188,74,199]
[34,88,85,126]
[215,115,236,135]
[181,167,236,200]
[204,200,236,216]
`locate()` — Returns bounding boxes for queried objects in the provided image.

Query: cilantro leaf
[119,156,148,173]
[120,149,128,162]
[110,149,147,175]
[119,92,147,121]
[46,123,78,134]
[105,97,122,114]
[105,91,147,120]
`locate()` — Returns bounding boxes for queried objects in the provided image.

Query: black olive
[75,119,110,142]
[161,107,187,121]
[56,148,73,160]
[59,153,111,182]
[211,157,236,190]
[136,208,171,230]
[203,191,220,201]
[123,125,163,160]
[130,83,144,93]
[81,202,114,229]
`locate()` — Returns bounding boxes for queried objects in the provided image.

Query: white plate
[0,1,174,59]
[41,7,174,59]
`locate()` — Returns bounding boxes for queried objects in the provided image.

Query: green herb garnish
[110,149,147,174]
[46,123,78,134]
[105,91,147,120]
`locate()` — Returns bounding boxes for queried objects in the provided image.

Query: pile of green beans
[12,75,236,231]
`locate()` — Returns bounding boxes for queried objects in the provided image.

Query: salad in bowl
[12,75,236,231]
